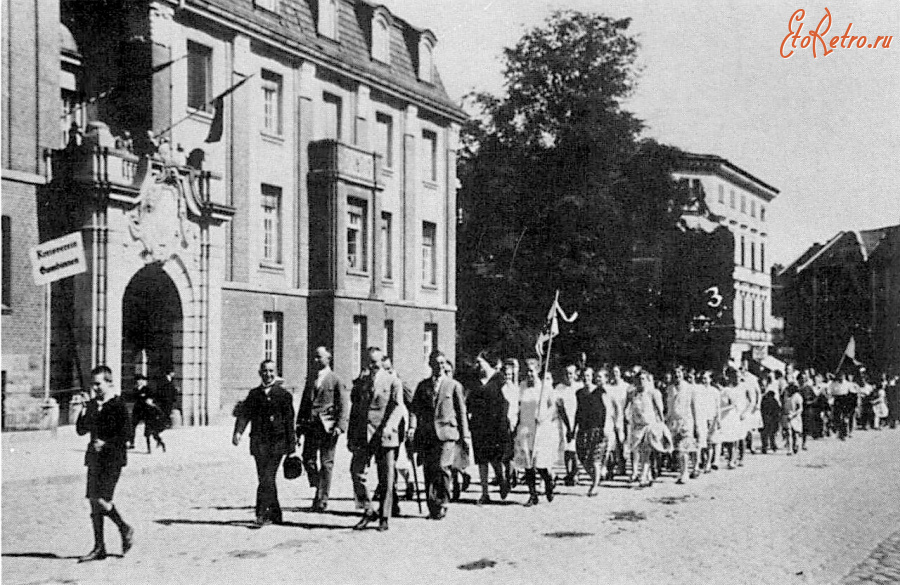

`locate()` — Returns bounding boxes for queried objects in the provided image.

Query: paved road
[3,426,898,585]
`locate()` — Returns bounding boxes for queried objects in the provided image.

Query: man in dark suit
[408,350,470,520]
[157,369,179,425]
[348,347,406,531]
[297,346,349,512]
[232,359,297,526]
[76,365,135,562]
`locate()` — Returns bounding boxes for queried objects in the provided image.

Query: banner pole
[43,283,51,401]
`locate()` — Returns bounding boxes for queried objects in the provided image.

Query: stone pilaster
[402,105,419,302]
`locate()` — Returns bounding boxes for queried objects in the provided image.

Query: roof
[794,223,900,273]
[675,152,780,201]
[184,0,466,123]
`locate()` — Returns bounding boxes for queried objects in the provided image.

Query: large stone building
[776,225,900,376]
[674,153,779,364]
[3,0,465,427]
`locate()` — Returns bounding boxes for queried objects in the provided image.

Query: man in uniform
[232,359,297,526]
[297,346,349,512]
[76,365,135,562]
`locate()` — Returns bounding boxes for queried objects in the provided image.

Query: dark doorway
[121,264,183,407]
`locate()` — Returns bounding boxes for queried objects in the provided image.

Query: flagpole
[536,290,559,423]
[155,72,253,138]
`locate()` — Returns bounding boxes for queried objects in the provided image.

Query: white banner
[29,231,87,286]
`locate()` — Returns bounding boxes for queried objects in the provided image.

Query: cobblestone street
[3,425,898,585]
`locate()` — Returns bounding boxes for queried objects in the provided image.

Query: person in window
[408,350,470,520]
[296,346,349,513]
[76,365,134,562]
[232,359,297,527]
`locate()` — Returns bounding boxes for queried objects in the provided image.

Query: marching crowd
[72,348,900,561]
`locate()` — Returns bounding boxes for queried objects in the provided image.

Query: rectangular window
[422,221,436,286]
[750,242,756,271]
[381,212,392,280]
[423,323,438,364]
[2,216,10,309]
[718,185,724,204]
[347,198,368,273]
[729,190,736,209]
[751,298,756,331]
[760,242,766,272]
[323,92,342,140]
[750,199,756,218]
[421,129,437,182]
[383,320,394,361]
[263,312,283,374]
[760,205,766,222]
[375,112,393,168]
[261,185,282,264]
[187,40,212,112]
[352,316,367,376]
[740,235,745,267]
[740,194,747,214]
[261,69,283,135]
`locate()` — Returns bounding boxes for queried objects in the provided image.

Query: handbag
[283,454,303,480]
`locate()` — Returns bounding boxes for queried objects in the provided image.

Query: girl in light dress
[513,360,562,506]
[713,367,744,469]
[626,370,666,487]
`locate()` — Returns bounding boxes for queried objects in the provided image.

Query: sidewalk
[2,423,244,487]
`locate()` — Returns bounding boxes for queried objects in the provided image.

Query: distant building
[674,153,780,364]
[4,0,465,427]
[778,225,900,376]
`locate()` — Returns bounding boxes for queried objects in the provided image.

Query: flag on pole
[535,292,578,358]
[205,73,254,143]
[843,336,861,366]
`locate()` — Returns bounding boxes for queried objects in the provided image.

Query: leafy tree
[457,10,733,371]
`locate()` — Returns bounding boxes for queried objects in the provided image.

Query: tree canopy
[456,10,734,371]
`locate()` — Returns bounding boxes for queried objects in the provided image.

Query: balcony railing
[309,139,382,189]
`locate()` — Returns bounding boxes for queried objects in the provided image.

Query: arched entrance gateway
[44,145,234,426]
[121,264,183,409]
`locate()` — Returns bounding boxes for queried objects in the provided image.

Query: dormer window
[318,0,338,40]
[371,12,390,63]
[417,34,434,83]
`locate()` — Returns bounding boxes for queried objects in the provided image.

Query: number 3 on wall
[705,286,723,308]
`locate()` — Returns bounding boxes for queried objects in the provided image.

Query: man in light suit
[348,347,406,531]
[297,346,349,512]
[408,350,470,520]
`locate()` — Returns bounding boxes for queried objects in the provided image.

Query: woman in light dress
[695,370,721,473]
[713,367,745,469]
[626,370,666,487]
[513,359,562,506]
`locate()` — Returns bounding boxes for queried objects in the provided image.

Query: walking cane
[409,449,423,514]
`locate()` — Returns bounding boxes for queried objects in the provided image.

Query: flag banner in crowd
[535,292,578,358]
[844,336,861,366]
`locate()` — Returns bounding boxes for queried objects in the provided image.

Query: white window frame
[261,69,283,136]
[422,222,437,287]
[187,40,212,112]
[381,212,393,280]
[372,13,390,63]
[322,92,342,141]
[263,312,283,372]
[261,184,283,264]
[421,129,437,183]
[423,323,438,364]
[352,316,367,375]
[375,112,393,168]
[418,38,433,82]
[347,198,368,274]
[319,0,338,40]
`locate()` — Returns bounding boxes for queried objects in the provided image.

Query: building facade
[777,225,900,376]
[674,153,779,364]
[1,0,60,429]
[5,0,465,427]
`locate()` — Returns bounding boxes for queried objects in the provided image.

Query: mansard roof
[184,0,466,122]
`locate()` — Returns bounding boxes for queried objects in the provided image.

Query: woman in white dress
[716,367,745,469]
[513,359,562,507]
